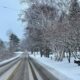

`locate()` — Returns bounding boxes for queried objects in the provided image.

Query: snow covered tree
[21,4,57,57]
[68,0,80,62]
[21,0,80,62]
[0,39,5,49]
[0,39,6,59]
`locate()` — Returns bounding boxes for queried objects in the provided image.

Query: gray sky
[0,0,24,41]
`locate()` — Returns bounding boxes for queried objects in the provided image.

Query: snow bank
[30,54,80,80]
[0,51,23,66]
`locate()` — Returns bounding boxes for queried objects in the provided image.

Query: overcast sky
[0,0,24,41]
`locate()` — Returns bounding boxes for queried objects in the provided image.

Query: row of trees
[0,32,20,60]
[20,0,80,62]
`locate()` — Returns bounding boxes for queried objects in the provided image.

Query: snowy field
[30,52,80,80]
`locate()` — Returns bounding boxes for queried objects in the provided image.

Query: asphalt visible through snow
[9,57,29,80]
[8,54,58,80]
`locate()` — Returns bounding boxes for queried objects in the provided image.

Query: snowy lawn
[30,53,80,80]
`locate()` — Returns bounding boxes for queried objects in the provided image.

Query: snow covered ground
[30,52,80,80]
[0,51,23,65]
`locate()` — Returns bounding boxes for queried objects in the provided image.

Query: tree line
[0,32,20,60]
[20,0,80,62]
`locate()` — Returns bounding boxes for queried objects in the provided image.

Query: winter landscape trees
[9,33,20,52]
[0,32,20,61]
[20,0,80,62]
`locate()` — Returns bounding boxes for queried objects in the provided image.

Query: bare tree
[21,4,57,57]
[68,0,80,62]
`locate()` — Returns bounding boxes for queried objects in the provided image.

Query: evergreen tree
[9,33,20,52]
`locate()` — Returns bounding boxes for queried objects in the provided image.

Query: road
[8,57,29,80]
[3,53,58,80]
[30,58,58,80]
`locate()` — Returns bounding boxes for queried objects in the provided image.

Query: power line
[0,5,19,12]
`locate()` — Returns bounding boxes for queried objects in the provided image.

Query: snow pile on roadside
[30,53,80,80]
[14,51,24,55]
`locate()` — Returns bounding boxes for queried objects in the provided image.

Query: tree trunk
[40,49,43,57]
[68,49,71,63]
